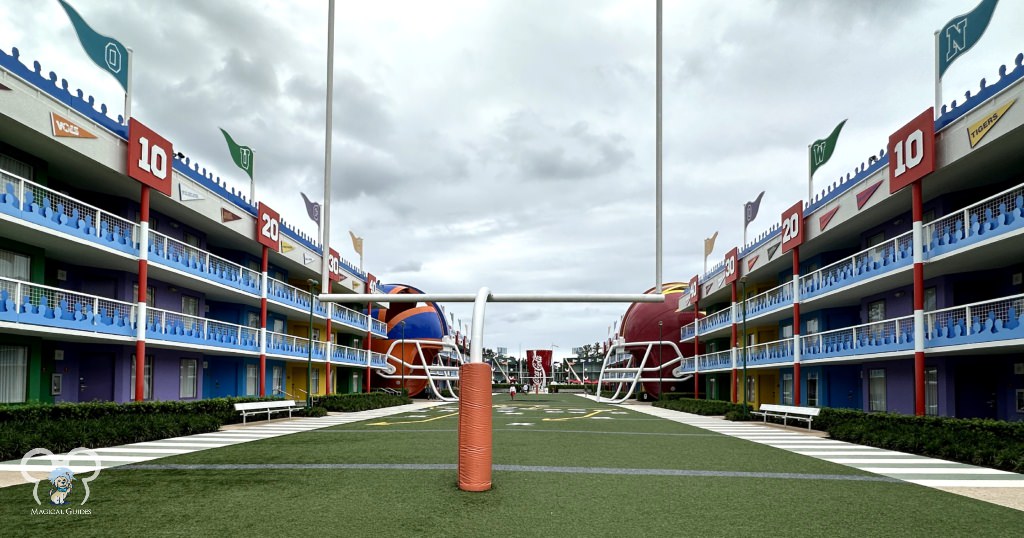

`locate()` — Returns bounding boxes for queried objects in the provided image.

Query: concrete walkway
[626,403,1024,512]
[0,400,446,488]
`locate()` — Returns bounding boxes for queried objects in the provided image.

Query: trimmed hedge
[0,396,282,425]
[653,397,749,417]
[815,409,1024,474]
[316,392,411,412]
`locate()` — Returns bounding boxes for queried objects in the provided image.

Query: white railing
[149,230,261,292]
[800,230,913,298]
[371,318,387,335]
[0,276,135,330]
[925,293,1024,340]
[923,181,1024,255]
[146,307,259,346]
[370,351,388,368]
[697,307,732,334]
[743,338,793,365]
[800,316,914,357]
[267,331,310,355]
[698,349,732,370]
[332,303,368,328]
[680,321,696,341]
[1,171,140,249]
[332,344,367,364]
[744,281,793,318]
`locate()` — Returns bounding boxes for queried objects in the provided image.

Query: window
[867,232,886,248]
[781,324,793,339]
[924,287,937,312]
[179,359,197,399]
[247,260,261,272]
[51,373,62,396]
[132,284,156,305]
[745,376,755,402]
[311,369,320,395]
[805,318,819,334]
[923,210,936,224]
[272,319,285,333]
[0,345,28,403]
[868,369,886,412]
[867,300,886,323]
[782,373,794,405]
[1017,390,1024,414]
[925,367,938,416]
[181,295,200,317]
[245,364,258,396]
[312,328,321,341]
[0,153,32,181]
[272,366,284,396]
[707,377,718,400]
[807,371,819,407]
[0,248,30,280]
[183,231,201,248]
[130,355,154,400]
[246,312,260,328]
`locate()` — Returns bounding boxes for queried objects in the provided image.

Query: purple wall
[861,360,915,415]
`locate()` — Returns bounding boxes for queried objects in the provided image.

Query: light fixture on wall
[894,291,905,298]
[168,286,179,293]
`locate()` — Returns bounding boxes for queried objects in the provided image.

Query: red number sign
[723,247,739,285]
[888,108,936,194]
[780,201,804,254]
[328,248,343,282]
[685,274,700,307]
[128,118,173,196]
[256,203,280,251]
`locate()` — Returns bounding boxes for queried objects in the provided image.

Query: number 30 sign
[888,108,935,194]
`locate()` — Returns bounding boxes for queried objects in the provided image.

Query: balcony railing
[698,349,732,371]
[331,344,367,365]
[267,331,328,360]
[145,307,259,352]
[680,321,696,342]
[800,316,914,360]
[148,230,261,295]
[369,351,388,368]
[697,307,732,335]
[744,281,793,319]
[0,276,135,337]
[0,171,139,256]
[741,338,793,366]
[330,303,366,330]
[800,230,913,301]
[924,293,1024,348]
[676,357,695,373]
[267,277,327,316]
[923,181,1024,259]
[371,318,387,336]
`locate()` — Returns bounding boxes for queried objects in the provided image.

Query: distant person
[509,384,516,400]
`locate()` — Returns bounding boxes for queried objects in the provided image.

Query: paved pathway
[0,401,446,485]
[624,404,1024,510]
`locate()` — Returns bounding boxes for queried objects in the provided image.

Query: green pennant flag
[58,0,130,91]
[938,0,999,78]
[809,119,846,177]
[219,128,254,180]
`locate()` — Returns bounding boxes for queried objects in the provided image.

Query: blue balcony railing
[800,316,914,361]
[801,231,913,302]
[923,183,1024,260]
[697,307,732,335]
[145,307,259,352]
[744,281,793,319]
[0,276,135,337]
[697,349,732,371]
[924,293,1024,348]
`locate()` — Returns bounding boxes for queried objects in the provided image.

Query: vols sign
[256,203,280,251]
[328,248,343,282]
[127,118,173,196]
[723,247,739,285]
[780,201,804,254]
[888,108,936,194]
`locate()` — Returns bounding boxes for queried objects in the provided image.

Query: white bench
[234,400,303,424]
[751,404,820,429]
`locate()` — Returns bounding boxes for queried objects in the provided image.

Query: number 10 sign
[128,118,173,196]
[888,108,935,194]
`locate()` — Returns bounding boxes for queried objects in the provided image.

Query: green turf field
[1,394,1021,536]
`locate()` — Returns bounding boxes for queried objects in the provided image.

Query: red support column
[134,185,150,402]
[912,182,926,416]
[693,299,700,400]
[792,248,801,406]
[258,246,268,397]
[730,281,738,404]
[325,318,333,395]
[365,301,373,393]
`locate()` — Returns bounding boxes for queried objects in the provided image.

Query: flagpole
[934,30,942,118]
[807,144,812,203]
[654,0,663,294]
[320,0,335,294]
[124,47,133,121]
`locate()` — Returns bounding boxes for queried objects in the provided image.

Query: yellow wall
[288,364,327,399]
[742,369,779,409]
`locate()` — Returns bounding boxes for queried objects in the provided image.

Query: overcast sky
[2,0,1021,360]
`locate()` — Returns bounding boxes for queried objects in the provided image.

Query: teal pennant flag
[220,128,254,180]
[58,0,129,91]
[809,120,846,177]
[938,0,999,78]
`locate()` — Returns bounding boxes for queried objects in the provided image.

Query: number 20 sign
[888,107,935,194]
[780,201,804,254]
[128,118,173,196]
[256,202,281,251]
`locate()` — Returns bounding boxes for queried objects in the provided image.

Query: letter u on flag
[349,231,364,257]
[58,0,129,91]
[744,192,765,228]
[809,119,847,177]
[938,0,999,78]
[300,192,321,226]
[704,231,719,258]
[219,129,254,179]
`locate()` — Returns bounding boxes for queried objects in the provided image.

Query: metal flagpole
[321,0,335,296]
[124,47,133,120]
[807,144,813,204]
[655,0,663,294]
[934,30,942,118]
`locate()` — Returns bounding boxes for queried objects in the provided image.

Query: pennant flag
[938,0,999,78]
[280,240,295,253]
[818,206,840,231]
[968,98,1015,148]
[349,231,364,257]
[856,180,884,210]
[767,242,781,260]
[703,231,718,259]
[50,112,96,139]
[744,191,765,228]
[220,208,240,222]
[809,120,847,177]
[300,192,321,227]
[58,0,129,91]
[0,82,10,91]
[219,128,254,180]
